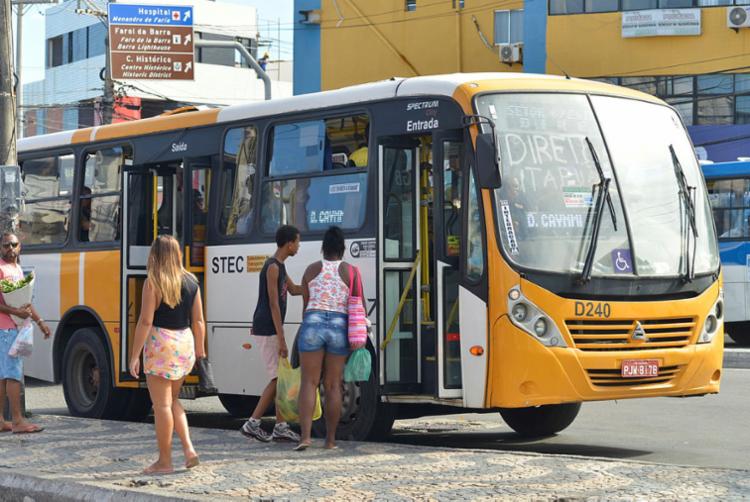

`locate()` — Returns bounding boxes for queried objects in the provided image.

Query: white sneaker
[272,422,300,442]
[240,418,271,442]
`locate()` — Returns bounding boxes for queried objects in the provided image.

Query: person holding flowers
[129,235,205,474]
[0,232,50,434]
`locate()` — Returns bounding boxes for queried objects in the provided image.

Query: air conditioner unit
[499,43,522,64]
[728,6,750,29]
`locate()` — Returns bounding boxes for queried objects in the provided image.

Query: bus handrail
[381,250,422,350]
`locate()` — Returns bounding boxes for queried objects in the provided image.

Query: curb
[723,348,750,369]
[0,471,189,502]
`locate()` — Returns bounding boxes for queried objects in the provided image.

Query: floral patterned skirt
[144,326,195,380]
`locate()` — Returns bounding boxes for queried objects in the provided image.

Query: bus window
[80,146,131,243]
[268,115,369,176]
[706,178,750,239]
[259,173,368,233]
[221,126,258,236]
[465,169,484,281]
[19,154,73,245]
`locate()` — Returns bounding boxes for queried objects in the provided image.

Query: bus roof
[701,160,750,179]
[18,72,661,153]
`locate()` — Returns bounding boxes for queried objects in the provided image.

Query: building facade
[23,0,293,137]
[293,0,750,160]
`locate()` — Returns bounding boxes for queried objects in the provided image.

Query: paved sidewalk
[0,416,748,501]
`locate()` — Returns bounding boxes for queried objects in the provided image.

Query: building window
[88,24,106,58]
[586,0,619,11]
[494,10,524,45]
[19,154,74,245]
[406,0,416,11]
[47,36,63,68]
[221,126,258,236]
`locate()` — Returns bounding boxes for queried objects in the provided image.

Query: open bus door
[120,164,180,383]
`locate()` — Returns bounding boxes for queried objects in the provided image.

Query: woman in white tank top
[295,226,367,451]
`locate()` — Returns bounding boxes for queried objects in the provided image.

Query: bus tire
[499,402,581,437]
[62,328,122,419]
[312,349,392,441]
[218,394,259,418]
[727,322,750,347]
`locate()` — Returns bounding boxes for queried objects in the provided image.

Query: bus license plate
[621,359,658,378]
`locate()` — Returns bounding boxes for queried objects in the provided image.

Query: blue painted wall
[293,0,321,95]
[523,0,547,74]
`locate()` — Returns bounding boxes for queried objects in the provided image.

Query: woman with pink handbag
[295,226,368,451]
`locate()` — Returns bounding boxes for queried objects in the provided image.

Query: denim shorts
[0,329,22,381]
[298,310,349,356]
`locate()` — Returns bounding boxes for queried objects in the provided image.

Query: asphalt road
[23,367,749,471]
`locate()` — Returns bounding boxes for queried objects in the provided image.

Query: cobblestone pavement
[0,415,748,501]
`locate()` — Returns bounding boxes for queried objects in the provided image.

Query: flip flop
[12,424,44,434]
[293,442,311,452]
[0,423,12,433]
[185,456,200,469]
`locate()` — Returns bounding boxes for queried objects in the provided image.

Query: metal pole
[0,0,17,165]
[194,39,271,100]
[15,1,22,137]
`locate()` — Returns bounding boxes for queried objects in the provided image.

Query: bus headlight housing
[698,293,724,344]
[507,287,567,348]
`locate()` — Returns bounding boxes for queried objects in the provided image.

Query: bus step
[179,385,199,400]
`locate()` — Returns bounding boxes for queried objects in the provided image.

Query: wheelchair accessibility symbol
[612,249,632,274]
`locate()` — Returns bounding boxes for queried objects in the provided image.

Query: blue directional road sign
[108,3,195,80]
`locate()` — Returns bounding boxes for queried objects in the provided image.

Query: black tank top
[153,274,199,330]
[252,257,287,336]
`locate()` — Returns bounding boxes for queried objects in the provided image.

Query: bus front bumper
[485,315,723,408]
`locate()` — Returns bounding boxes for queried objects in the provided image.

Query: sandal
[0,423,12,433]
[12,423,44,434]
[293,442,311,451]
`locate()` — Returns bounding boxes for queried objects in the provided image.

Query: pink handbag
[347,265,368,345]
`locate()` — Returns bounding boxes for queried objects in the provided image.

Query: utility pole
[1,0,17,166]
[15,1,22,136]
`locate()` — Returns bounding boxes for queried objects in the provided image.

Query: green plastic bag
[275,358,322,423]
[344,348,371,382]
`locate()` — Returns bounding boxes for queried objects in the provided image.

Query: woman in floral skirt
[129,235,205,474]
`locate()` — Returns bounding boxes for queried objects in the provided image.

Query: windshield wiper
[669,144,698,281]
[579,138,617,284]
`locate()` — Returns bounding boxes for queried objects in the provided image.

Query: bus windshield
[476,93,719,278]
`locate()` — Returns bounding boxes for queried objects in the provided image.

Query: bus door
[432,131,464,398]
[120,163,181,381]
[183,157,211,282]
[379,138,422,393]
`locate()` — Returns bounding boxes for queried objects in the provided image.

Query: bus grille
[565,317,696,351]
[587,365,682,387]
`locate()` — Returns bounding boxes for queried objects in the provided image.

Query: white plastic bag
[8,322,33,358]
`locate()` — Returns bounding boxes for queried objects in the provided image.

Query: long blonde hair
[147,235,192,309]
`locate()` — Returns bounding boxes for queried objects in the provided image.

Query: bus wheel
[499,402,581,437]
[727,322,750,346]
[312,355,393,441]
[218,394,259,418]
[62,328,118,419]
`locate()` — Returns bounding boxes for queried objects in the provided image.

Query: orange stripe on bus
[59,252,80,317]
[71,128,95,144]
[93,109,221,141]
[83,251,120,323]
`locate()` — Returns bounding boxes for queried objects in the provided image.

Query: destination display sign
[108,3,194,80]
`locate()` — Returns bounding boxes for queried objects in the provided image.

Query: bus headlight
[507,287,567,348]
[533,318,548,337]
[511,303,528,322]
[698,295,724,344]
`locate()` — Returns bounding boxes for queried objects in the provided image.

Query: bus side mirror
[475,133,501,189]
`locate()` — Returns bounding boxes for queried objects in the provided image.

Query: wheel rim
[70,345,100,410]
[318,380,362,425]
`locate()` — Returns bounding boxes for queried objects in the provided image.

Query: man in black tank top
[242,225,303,443]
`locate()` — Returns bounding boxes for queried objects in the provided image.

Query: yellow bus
[11,73,723,439]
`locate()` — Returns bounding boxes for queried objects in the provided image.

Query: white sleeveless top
[306,260,350,314]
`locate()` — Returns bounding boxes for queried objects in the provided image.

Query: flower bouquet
[1,272,35,325]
